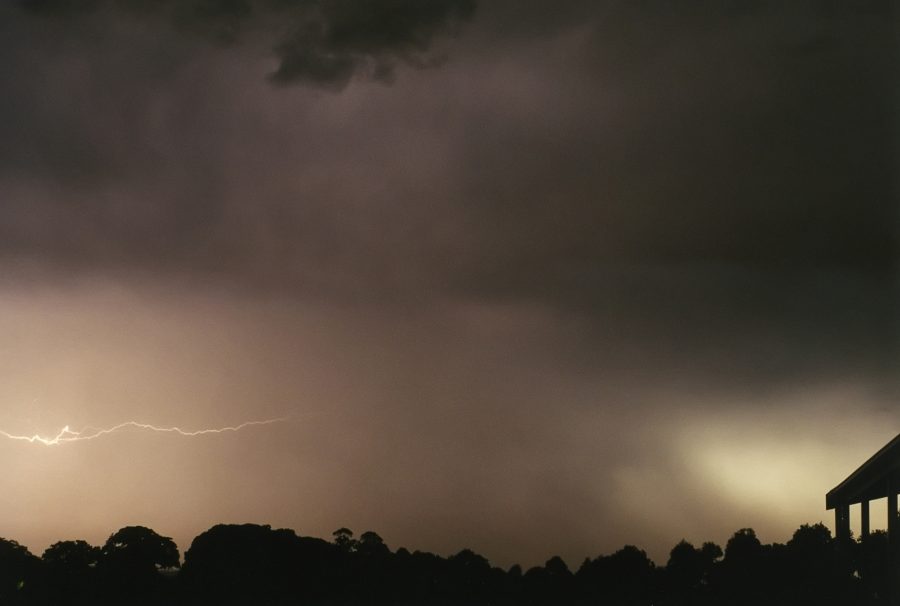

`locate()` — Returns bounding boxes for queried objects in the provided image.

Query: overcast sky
[0,0,897,568]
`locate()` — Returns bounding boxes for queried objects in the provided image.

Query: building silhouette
[827,432,900,604]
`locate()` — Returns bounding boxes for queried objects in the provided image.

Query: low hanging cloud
[17,0,476,87]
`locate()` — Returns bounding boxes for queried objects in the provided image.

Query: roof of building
[826,433,900,510]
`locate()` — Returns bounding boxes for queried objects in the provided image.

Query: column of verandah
[889,474,899,545]
[891,474,900,606]
[839,481,899,606]
[861,499,870,538]
[834,478,899,543]
[835,502,851,543]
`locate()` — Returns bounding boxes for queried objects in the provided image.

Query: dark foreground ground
[0,522,896,605]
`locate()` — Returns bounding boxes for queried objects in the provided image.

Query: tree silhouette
[577,545,657,605]
[182,523,343,604]
[42,540,101,604]
[0,538,42,606]
[858,530,891,603]
[782,523,846,604]
[0,520,891,605]
[666,540,709,604]
[724,528,762,564]
[43,540,101,569]
[446,548,496,602]
[718,528,766,605]
[100,526,179,603]
[332,527,357,552]
[523,556,573,604]
[102,526,179,572]
[358,530,390,557]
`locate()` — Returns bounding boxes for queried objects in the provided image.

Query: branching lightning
[0,417,290,446]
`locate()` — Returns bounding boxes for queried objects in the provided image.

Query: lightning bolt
[0,417,291,446]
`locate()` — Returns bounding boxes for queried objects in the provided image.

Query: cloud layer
[18,0,476,87]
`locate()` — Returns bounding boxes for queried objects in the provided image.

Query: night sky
[0,0,897,568]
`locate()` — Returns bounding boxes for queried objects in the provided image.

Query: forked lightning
[0,418,289,446]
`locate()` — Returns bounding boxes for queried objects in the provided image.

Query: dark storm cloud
[458,1,896,277]
[445,0,898,392]
[17,0,476,87]
[0,0,896,386]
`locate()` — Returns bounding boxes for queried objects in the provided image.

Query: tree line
[0,521,893,605]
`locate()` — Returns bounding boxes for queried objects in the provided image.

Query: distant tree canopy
[0,520,891,605]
